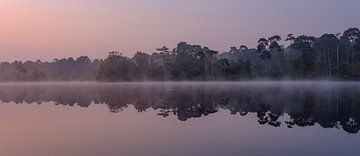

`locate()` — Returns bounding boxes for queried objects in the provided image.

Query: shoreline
[0,80,359,85]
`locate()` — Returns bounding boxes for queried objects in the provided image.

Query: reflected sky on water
[0,82,359,156]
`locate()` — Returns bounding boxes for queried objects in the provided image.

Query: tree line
[0,56,102,81]
[97,27,360,81]
[1,27,359,81]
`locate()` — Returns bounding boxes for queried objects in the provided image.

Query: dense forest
[1,27,360,81]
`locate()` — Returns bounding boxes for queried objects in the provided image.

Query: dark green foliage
[289,35,316,78]
[96,52,135,81]
[2,27,360,81]
[257,38,269,59]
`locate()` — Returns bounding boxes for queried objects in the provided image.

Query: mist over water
[2,0,360,155]
[0,81,359,156]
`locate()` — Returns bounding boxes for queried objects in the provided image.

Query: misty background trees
[0,56,102,81]
[0,27,359,81]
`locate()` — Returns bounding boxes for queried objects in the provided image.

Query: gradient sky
[1,0,360,61]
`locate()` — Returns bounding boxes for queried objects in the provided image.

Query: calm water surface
[0,82,359,156]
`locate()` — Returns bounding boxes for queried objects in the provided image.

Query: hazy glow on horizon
[0,0,360,61]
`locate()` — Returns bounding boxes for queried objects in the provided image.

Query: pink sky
[0,0,359,61]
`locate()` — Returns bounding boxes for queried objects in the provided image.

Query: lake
[0,82,359,156]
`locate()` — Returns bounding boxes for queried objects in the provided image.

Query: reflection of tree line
[0,84,359,134]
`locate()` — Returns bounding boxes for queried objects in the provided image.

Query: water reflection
[0,82,360,134]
